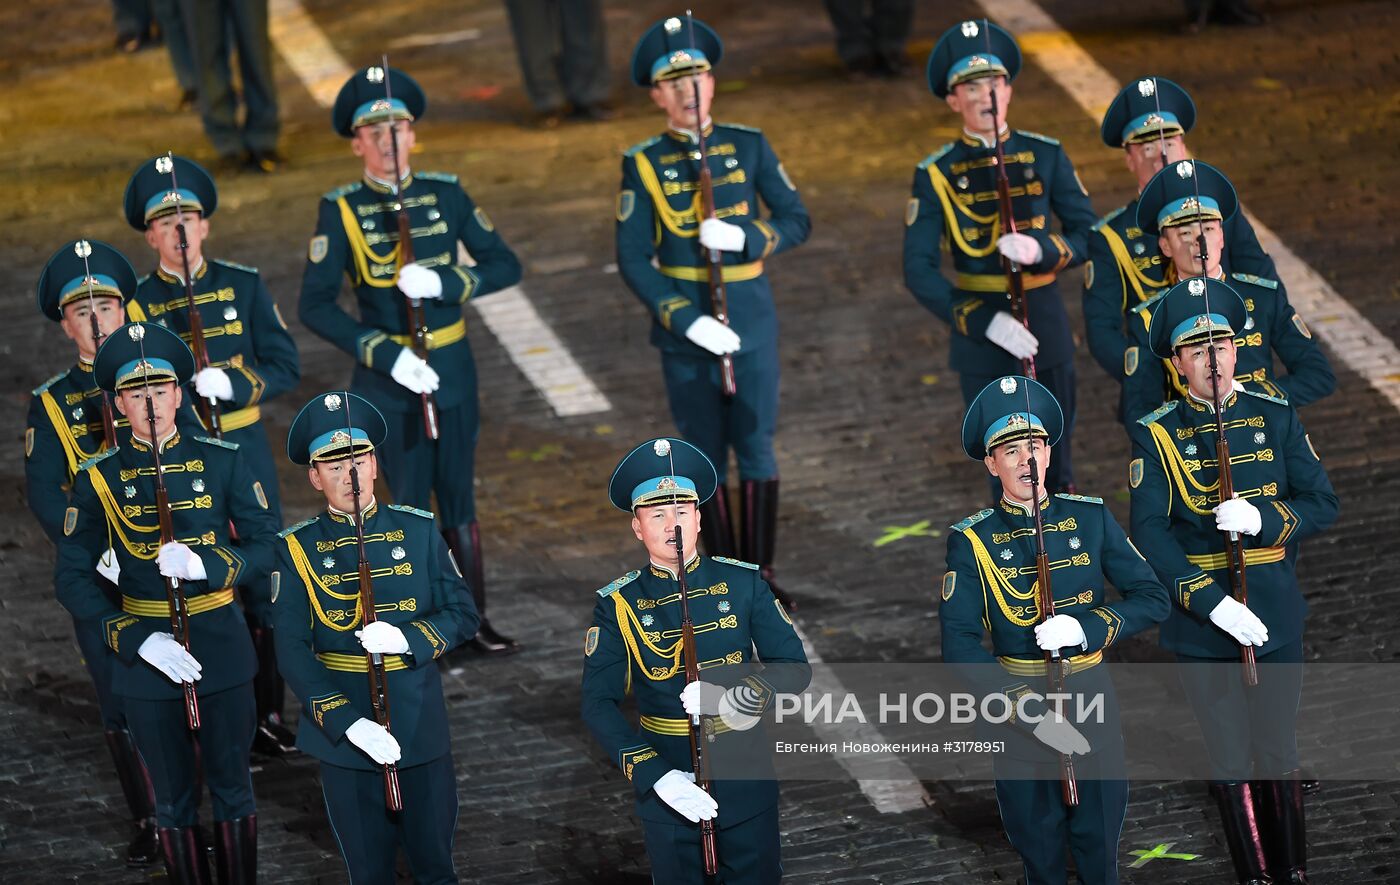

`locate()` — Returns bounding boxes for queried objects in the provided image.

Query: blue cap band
[1122,110,1182,143]
[947,52,1007,88]
[1157,194,1222,228]
[309,427,374,461]
[630,475,699,507]
[351,97,412,129]
[115,356,178,389]
[983,411,1047,450]
[650,48,710,82]
[143,188,204,223]
[60,273,123,305]
[1170,312,1233,348]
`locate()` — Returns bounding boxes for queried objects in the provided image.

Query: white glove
[1231,379,1247,393]
[680,681,726,717]
[356,621,410,655]
[1035,614,1087,652]
[699,218,746,252]
[684,315,742,356]
[396,262,443,300]
[390,349,441,395]
[986,311,1039,360]
[996,232,1043,266]
[346,718,402,765]
[1209,596,1268,647]
[1032,714,1090,756]
[96,548,121,584]
[1214,495,1262,537]
[653,769,718,822]
[157,542,207,581]
[138,632,203,684]
[193,367,234,402]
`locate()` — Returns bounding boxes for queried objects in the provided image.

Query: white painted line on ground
[978,0,1400,412]
[792,622,934,814]
[266,0,612,417]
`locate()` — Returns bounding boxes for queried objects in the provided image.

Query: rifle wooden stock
[1208,355,1258,686]
[86,311,119,448]
[146,398,200,731]
[674,525,719,874]
[1028,453,1077,807]
[690,82,738,397]
[988,88,1035,380]
[173,221,222,439]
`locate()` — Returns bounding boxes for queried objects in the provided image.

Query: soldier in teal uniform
[905,20,1098,494]
[125,153,304,757]
[617,17,811,608]
[1121,160,1334,422]
[941,376,1169,885]
[273,391,478,884]
[299,65,523,654]
[26,241,160,867]
[582,438,811,884]
[1083,75,1278,422]
[54,322,277,884]
[1128,284,1338,884]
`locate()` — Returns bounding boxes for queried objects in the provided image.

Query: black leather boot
[213,815,257,885]
[699,485,737,558]
[159,826,212,884]
[444,521,519,654]
[1209,782,1273,884]
[740,479,795,611]
[105,729,160,866]
[1259,773,1308,883]
[247,617,297,758]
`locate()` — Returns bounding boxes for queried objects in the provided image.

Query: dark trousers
[178,0,280,155]
[503,0,610,112]
[993,775,1128,885]
[379,398,479,525]
[151,0,198,90]
[1176,638,1304,781]
[821,0,913,67]
[124,682,257,827]
[960,361,1077,497]
[662,347,780,484]
[320,754,459,885]
[641,804,781,885]
[74,584,125,729]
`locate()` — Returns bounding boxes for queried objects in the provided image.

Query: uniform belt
[121,589,236,618]
[386,318,468,350]
[315,651,410,672]
[955,271,1056,292]
[640,714,733,736]
[215,405,260,432]
[998,650,1103,677]
[1186,547,1287,571]
[659,262,764,283]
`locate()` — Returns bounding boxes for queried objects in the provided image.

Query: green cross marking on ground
[873,520,940,547]
[1128,842,1200,868]
[508,443,564,462]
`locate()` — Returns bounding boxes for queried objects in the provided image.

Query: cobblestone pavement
[2,0,1398,881]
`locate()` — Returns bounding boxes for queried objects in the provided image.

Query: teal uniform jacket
[25,363,129,543]
[129,258,301,428]
[581,555,811,828]
[1122,273,1334,422]
[903,130,1098,373]
[54,432,278,699]
[1128,391,1339,658]
[616,123,810,356]
[298,172,523,413]
[1082,198,1275,386]
[272,502,478,770]
[941,494,1169,755]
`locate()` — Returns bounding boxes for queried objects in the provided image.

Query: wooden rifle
[684,11,737,397]
[342,392,405,809]
[1023,383,1076,806]
[674,523,718,874]
[74,241,118,448]
[131,324,200,730]
[984,21,1034,380]
[379,57,440,440]
[157,154,221,438]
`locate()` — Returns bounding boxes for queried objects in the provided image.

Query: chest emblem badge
[956,175,969,190]
[124,484,137,499]
[641,613,655,628]
[391,546,406,560]
[72,406,84,421]
[717,600,731,613]
[664,168,679,180]
[191,478,205,493]
[1254,432,1266,445]
[1134,242,1146,255]
[1185,443,1197,456]
[1069,537,1081,550]
[725,157,738,169]
[999,548,1014,561]
[223,306,237,321]
[323,556,335,569]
